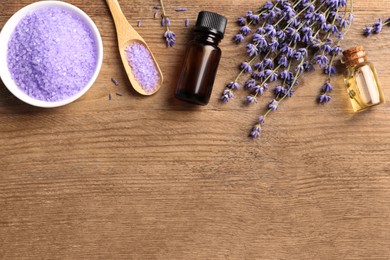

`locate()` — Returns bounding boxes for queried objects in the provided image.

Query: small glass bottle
[343,46,385,112]
[175,11,227,105]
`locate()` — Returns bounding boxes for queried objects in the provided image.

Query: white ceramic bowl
[0,1,103,108]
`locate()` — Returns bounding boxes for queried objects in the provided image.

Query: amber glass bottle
[343,46,385,112]
[175,11,227,105]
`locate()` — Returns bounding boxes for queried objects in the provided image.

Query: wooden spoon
[105,0,163,95]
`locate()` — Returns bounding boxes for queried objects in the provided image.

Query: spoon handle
[105,0,135,39]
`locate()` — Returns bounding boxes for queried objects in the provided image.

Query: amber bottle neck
[193,32,221,45]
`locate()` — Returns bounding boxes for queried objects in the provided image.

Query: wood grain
[1,0,390,259]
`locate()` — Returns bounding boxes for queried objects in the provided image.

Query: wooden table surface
[1,0,390,259]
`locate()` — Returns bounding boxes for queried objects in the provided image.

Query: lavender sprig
[221,0,354,139]
[364,17,390,36]
[159,0,176,47]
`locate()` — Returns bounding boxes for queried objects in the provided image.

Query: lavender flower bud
[331,46,343,55]
[254,62,264,70]
[253,85,265,95]
[322,44,332,54]
[322,82,334,92]
[246,95,258,104]
[256,28,265,34]
[268,99,279,111]
[252,71,264,80]
[373,18,383,34]
[246,44,259,57]
[240,25,252,36]
[250,14,260,25]
[240,62,253,73]
[319,94,331,103]
[244,79,256,89]
[164,31,176,47]
[233,34,245,44]
[246,11,253,19]
[302,61,315,72]
[227,82,240,90]
[363,26,373,36]
[237,16,246,26]
[324,65,337,76]
[314,54,329,69]
[263,58,274,69]
[277,55,288,67]
[269,38,279,52]
[221,89,234,102]
[316,13,326,25]
[331,24,339,34]
[252,34,267,48]
[258,116,265,125]
[263,1,274,10]
[280,70,293,80]
[264,24,276,37]
[250,124,262,139]
[274,85,284,96]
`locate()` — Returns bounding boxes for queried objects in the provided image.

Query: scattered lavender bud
[109,93,112,100]
[116,92,123,96]
[111,77,119,86]
[137,20,142,27]
[153,6,161,9]
[185,19,189,27]
[175,8,188,12]
[154,11,159,19]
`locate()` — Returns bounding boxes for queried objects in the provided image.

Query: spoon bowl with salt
[106,0,163,95]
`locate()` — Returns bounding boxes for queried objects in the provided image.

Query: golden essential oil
[343,46,385,112]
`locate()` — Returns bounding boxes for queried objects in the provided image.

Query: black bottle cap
[194,11,228,39]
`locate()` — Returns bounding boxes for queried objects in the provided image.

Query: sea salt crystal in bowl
[0,1,103,108]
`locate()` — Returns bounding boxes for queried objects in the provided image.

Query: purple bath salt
[125,42,160,94]
[7,7,97,102]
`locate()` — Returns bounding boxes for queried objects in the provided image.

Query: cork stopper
[342,46,367,67]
